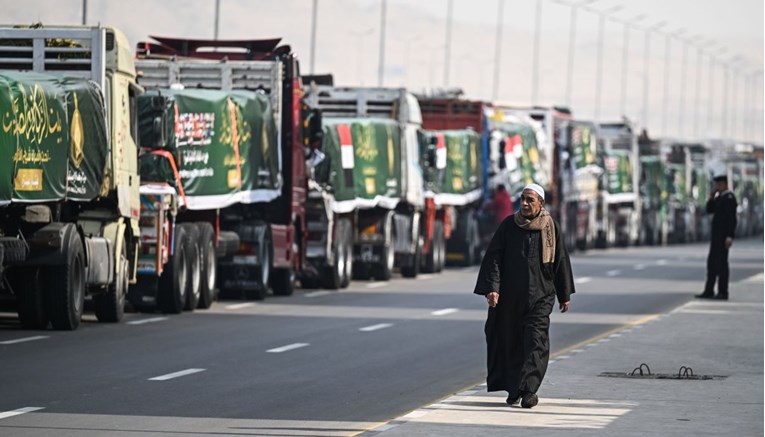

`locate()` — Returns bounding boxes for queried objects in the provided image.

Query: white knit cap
[523,183,545,201]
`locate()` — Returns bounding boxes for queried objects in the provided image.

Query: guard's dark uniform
[703,190,737,298]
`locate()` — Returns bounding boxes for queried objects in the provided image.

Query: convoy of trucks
[0,24,761,330]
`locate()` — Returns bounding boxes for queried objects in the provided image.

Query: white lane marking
[609,333,623,338]
[570,349,584,354]
[0,407,44,420]
[606,270,621,277]
[267,343,310,353]
[366,282,388,289]
[556,355,571,360]
[127,317,168,325]
[431,308,458,316]
[148,368,206,381]
[681,309,732,315]
[225,303,255,310]
[374,424,398,432]
[575,277,592,284]
[0,336,49,345]
[418,274,434,280]
[634,264,645,270]
[656,259,668,265]
[359,323,393,332]
[304,291,332,298]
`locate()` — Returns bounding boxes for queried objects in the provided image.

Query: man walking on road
[474,183,575,409]
[696,172,738,300]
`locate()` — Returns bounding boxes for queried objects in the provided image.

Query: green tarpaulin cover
[0,71,108,204]
[317,118,402,213]
[137,88,280,210]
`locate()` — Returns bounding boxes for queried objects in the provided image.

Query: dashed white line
[373,424,398,432]
[127,317,168,325]
[606,270,621,277]
[656,259,668,266]
[267,343,310,353]
[148,368,206,381]
[418,274,434,280]
[431,308,458,316]
[366,282,388,289]
[556,355,571,360]
[359,323,394,332]
[0,336,49,345]
[225,303,255,310]
[0,407,44,420]
[634,264,645,270]
[575,277,592,284]
[304,291,332,298]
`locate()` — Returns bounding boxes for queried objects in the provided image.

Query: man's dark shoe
[506,394,520,406]
[521,393,538,408]
[695,292,714,299]
[713,294,729,300]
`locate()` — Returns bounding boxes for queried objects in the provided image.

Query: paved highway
[0,238,762,436]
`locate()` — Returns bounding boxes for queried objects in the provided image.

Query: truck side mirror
[426,136,438,168]
[498,139,507,170]
[305,108,324,149]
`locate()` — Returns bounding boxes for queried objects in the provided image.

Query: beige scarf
[514,209,556,264]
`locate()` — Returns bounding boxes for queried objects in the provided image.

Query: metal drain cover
[599,363,728,380]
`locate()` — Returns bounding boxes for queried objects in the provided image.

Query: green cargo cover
[490,120,546,196]
[138,88,279,210]
[601,149,634,195]
[0,71,108,204]
[421,129,482,206]
[317,118,402,213]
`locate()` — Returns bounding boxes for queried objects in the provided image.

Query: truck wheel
[245,231,270,300]
[158,223,188,314]
[463,214,478,267]
[181,224,201,311]
[272,268,295,296]
[195,222,217,309]
[94,240,127,323]
[47,226,85,330]
[339,220,353,288]
[401,236,422,278]
[322,220,346,289]
[15,267,49,330]
[0,237,27,264]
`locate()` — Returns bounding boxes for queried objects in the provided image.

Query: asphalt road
[0,237,762,437]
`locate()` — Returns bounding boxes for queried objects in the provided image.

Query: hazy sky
[2,0,763,142]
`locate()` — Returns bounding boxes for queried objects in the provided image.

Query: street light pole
[619,14,645,118]
[82,0,88,25]
[642,21,665,134]
[492,0,505,100]
[562,0,597,108]
[444,0,454,87]
[214,0,220,39]
[532,0,542,105]
[692,40,711,139]
[310,0,318,74]
[592,5,622,122]
[677,36,690,137]
[661,28,684,137]
[378,0,387,87]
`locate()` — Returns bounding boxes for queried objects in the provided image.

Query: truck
[133,36,320,301]
[554,119,601,252]
[418,128,482,269]
[637,131,668,246]
[0,25,141,329]
[417,97,549,261]
[303,86,424,282]
[596,120,641,248]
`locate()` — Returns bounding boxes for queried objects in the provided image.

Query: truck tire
[322,219,348,289]
[158,223,188,314]
[463,214,479,266]
[373,213,395,281]
[47,225,85,330]
[94,240,127,323]
[401,236,422,278]
[217,231,240,259]
[14,267,49,330]
[339,219,353,288]
[195,222,217,309]
[272,268,295,296]
[180,223,202,311]
[0,237,28,264]
[245,230,270,301]
[423,220,445,273]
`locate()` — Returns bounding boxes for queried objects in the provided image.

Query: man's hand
[559,300,570,313]
[725,237,733,249]
[486,292,499,308]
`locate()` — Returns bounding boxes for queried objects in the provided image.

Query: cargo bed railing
[0,26,106,88]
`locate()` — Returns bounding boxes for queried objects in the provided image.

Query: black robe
[473,214,575,396]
